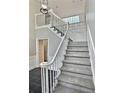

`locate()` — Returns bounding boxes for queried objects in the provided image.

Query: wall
[62,14,87,41]
[29,55,36,70]
[68,23,87,41]
[44,39,48,61]
[48,0,86,18]
[29,0,40,56]
[86,0,95,45]
[36,14,46,26]
[36,28,61,61]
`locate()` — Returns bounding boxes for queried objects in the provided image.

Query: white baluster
[50,66,52,93]
[42,68,45,93]
[41,68,44,93]
[53,62,55,90]
[45,67,49,93]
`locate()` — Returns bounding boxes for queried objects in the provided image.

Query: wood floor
[29,67,55,93]
[29,67,41,93]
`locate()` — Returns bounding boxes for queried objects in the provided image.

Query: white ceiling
[38,0,85,17]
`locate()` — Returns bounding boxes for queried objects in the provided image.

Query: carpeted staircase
[54,41,95,93]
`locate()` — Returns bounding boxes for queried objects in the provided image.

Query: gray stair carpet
[54,84,88,93]
[57,41,95,93]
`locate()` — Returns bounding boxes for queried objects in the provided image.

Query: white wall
[29,0,40,56]
[86,0,95,45]
[36,28,61,61]
[29,55,36,70]
[68,28,87,41]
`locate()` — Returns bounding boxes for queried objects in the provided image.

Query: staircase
[54,41,95,93]
[36,9,95,93]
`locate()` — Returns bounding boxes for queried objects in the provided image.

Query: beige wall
[29,0,40,56]
[36,28,61,61]
[86,0,95,45]
[49,0,85,18]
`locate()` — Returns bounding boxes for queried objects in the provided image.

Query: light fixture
[40,0,49,14]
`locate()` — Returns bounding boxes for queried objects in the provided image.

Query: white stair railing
[40,10,69,93]
[49,9,68,36]
[35,9,68,36]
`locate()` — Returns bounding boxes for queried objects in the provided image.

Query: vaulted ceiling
[38,0,86,17]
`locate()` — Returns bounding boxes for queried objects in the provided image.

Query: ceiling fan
[40,0,49,14]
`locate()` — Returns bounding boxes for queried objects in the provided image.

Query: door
[39,39,48,64]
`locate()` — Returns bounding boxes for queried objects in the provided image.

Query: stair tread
[59,81,95,93]
[61,65,92,75]
[66,49,88,52]
[54,84,88,93]
[70,41,87,43]
[59,74,94,89]
[65,54,90,58]
[68,45,88,47]
[63,60,91,66]
[69,42,88,46]
[67,46,88,50]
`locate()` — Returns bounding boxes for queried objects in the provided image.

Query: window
[63,16,80,24]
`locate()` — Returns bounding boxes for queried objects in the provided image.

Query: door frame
[36,38,49,67]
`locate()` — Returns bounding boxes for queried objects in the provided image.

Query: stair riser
[67,47,88,51]
[69,42,88,46]
[63,63,92,71]
[63,60,91,66]
[66,51,89,57]
[61,71,93,80]
[59,81,95,93]
[65,57,90,61]
[61,67,92,75]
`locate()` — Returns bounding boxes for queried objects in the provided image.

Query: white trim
[35,24,50,30]
[36,38,50,67]
[35,13,45,29]
[87,24,95,84]
[87,25,95,52]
